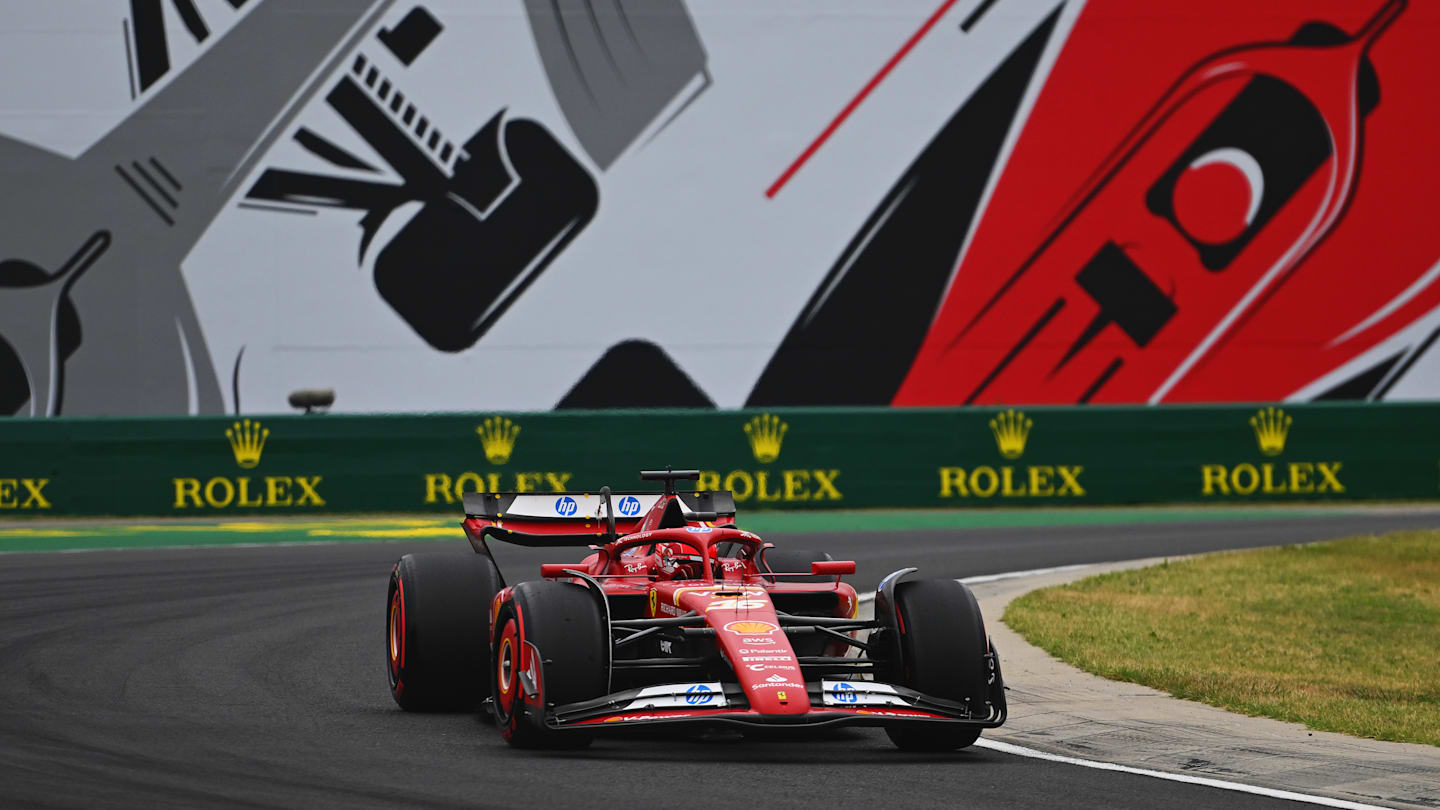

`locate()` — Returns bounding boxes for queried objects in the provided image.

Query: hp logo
[833,682,858,703]
[618,496,641,516]
[684,684,713,705]
[554,496,578,516]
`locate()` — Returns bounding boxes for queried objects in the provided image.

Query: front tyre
[883,578,991,751]
[492,581,607,749]
[386,551,502,711]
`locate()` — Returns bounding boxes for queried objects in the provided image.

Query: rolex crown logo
[225,419,269,469]
[1250,406,1291,456]
[476,416,520,465]
[744,413,788,464]
[989,409,1032,460]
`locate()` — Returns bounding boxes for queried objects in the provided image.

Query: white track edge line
[856,560,1107,602]
[975,739,1393,810]
[861,562,1395,810]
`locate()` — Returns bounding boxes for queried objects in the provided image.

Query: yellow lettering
[970,466,999,497]
[294,476,325,506]
[782,470,810,501]
[1201,464,1229,495]
[697,471,721,492]
[1028,466,1054,497]
[173,478,203,508]
[545,472,572,492]
[724,471,754,501]
[515,472,542,493]
[236,476,263,507]
[1055,465,1085,496]
[1231,464,1259,495]
[939,467,968,497]
[756,471,782,502]
[1288,462,1314,494]
[20,479,50,509]
[205,477,235,508]
[0,479,16,508]
[812,469,842,500]
[1001,466,1027,497]
[1316,462,1344,493]
[266,476,293,507]
[424,473,454,504]
[455,472,484,500]
[487,472,501,492]
[1260,463,1287,494]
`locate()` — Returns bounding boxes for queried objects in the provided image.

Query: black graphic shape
[1314,351,1402,400]
[294,127,378,172]
[375,118,598,352]
[1146,25,1380,272]
[0,233,109,415]
[745,8,1061,406]
[127,0,249,93]
[557,340,715,409]
[378,6,442,66]
[961,0,1001,32]
[247,42,599,353]
[0,264,82,416]
[1372,326,1440,400]
[1061,241,1177,373]
[130,0,171,92]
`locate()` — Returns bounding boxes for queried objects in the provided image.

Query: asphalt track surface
[4,510,1439,809]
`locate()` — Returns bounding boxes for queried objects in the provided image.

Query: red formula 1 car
[385,469,1005,750]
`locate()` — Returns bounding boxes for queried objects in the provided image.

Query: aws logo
[938,410,1085,499]
[696,414,842,503]
[1201,407,1342,496]
[424,416,574,504]
[173,420,325,509]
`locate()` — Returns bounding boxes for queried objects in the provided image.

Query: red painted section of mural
[895,0,1440,405]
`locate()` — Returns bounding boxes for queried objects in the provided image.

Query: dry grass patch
[1004,530,1440,746]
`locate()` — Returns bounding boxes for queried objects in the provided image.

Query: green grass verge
[1004,530,1440,747]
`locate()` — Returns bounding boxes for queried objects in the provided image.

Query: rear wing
[461,490,737,548]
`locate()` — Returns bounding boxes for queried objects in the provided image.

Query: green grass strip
[0,506,1338,553]
[1005,530,1440,747]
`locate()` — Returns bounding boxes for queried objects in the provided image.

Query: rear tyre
[492,581,607,749]
[386,551,502,711]
[882,578,990,751]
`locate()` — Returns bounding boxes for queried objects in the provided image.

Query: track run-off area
[3,505,1439,809]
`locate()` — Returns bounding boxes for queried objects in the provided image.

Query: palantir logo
[618,495,641,516]
[554,495,578,516]
[684,684,713,705]
[832,682,858,703]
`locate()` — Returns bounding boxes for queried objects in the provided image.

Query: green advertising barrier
[0,403,1436,516]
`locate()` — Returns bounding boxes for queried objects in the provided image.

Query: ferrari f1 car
[385,469,1005,750]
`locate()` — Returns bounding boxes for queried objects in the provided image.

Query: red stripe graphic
[764,0,962,198]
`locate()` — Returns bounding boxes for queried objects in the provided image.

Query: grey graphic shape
[524,0,707,169]
[0,0,393,416]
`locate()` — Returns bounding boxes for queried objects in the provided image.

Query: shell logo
[724,620,778,636]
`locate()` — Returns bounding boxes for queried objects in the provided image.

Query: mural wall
[1,0,1436,417]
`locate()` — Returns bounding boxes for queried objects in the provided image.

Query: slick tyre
[386,551,502,711]
[492,581,607,749]
[884,578,990,751]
